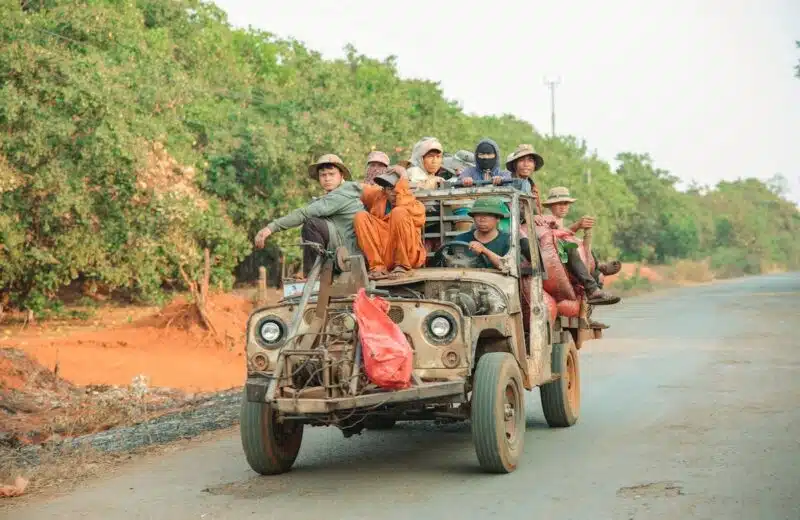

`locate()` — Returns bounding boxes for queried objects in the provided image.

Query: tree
[1,0,799,315]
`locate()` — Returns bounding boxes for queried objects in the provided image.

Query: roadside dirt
[0,289,283,496]
[0,291,272,392]
[0,289,284,448]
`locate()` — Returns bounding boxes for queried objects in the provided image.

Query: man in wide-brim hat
[506,144,545,209]
[254,153,365,277]
[541,186,621,306]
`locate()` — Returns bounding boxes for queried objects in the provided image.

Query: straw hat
[505,144,544,172]
[307,153,351,180]
[366,150,390,166]
[542,186,577,205]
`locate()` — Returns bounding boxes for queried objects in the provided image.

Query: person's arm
[267,192,350,233]
[392,177,426,226]
[474,244,505,270]
[568,216,595,233]
[490,169,513,185]
[453,167,476,186]
[468,237,509,270]
[360,183,382,212]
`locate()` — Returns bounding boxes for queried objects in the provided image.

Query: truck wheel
[470,352,526,473]
[240,389,303,475]
[540,338,580,427]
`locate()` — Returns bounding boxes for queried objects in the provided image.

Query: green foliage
[1,0,799,315]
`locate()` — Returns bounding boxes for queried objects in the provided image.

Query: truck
[239,181,605,474]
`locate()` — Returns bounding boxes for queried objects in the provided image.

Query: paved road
[7,274,800,520]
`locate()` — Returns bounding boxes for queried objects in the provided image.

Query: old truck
[239,181,606,474]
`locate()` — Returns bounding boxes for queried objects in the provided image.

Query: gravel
[8,388,243,468]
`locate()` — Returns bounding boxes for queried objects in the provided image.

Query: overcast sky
[214,0,800,204]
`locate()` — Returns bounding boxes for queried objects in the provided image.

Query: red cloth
[536,224,591,317]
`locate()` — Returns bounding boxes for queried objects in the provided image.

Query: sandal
[368,268,390,280]
[586,288,621,306]
[387,266,413,280]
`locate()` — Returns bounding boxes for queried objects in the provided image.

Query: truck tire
[540,338,580,427]
[240,388,303,475]
[470,352,526,473]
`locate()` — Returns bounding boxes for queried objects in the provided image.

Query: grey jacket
[266,181,365,255]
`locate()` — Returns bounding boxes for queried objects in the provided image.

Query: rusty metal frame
[272,381,466,414]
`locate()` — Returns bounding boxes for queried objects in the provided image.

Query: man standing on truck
[353,165,427,280]
[253,154,365,277]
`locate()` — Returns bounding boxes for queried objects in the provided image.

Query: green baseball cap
[468,197,510,218]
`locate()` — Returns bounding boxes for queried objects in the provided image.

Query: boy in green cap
[453,198,531,270]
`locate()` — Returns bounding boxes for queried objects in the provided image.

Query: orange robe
[354,177,427,271]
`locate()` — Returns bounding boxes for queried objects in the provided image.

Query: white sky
[214,0,800,204]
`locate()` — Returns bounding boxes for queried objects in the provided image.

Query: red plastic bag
[353,288,413,390]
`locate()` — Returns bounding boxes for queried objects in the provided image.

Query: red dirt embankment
[1,292,268,450]
[1,292,257,393]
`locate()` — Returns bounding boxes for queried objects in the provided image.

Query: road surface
[6,273,800,520]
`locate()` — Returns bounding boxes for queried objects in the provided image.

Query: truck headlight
[255,316,286,348]
[430,317,452,338]
[424,311,457,344]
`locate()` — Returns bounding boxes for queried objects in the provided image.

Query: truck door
[519,198,550,382]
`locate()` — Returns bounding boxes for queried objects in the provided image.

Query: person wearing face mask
[364,150,390,185]
[353,165,427,280]
[454,138,512,187]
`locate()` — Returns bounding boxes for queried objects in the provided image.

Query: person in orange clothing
[354,165,427,280]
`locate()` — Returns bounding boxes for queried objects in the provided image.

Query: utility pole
[543,76,561,137]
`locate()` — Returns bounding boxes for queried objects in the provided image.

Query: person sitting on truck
[404,137,449,190]
[506,143,545,212]
[254,154,365,278]
[452,198,532,270]
[453,138,512,187]
[364,150,390,185]
[442,149,476,177]
[353,165,427,280]
[539,187,620,305]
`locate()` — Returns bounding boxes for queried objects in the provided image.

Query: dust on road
[4,273,800,520]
